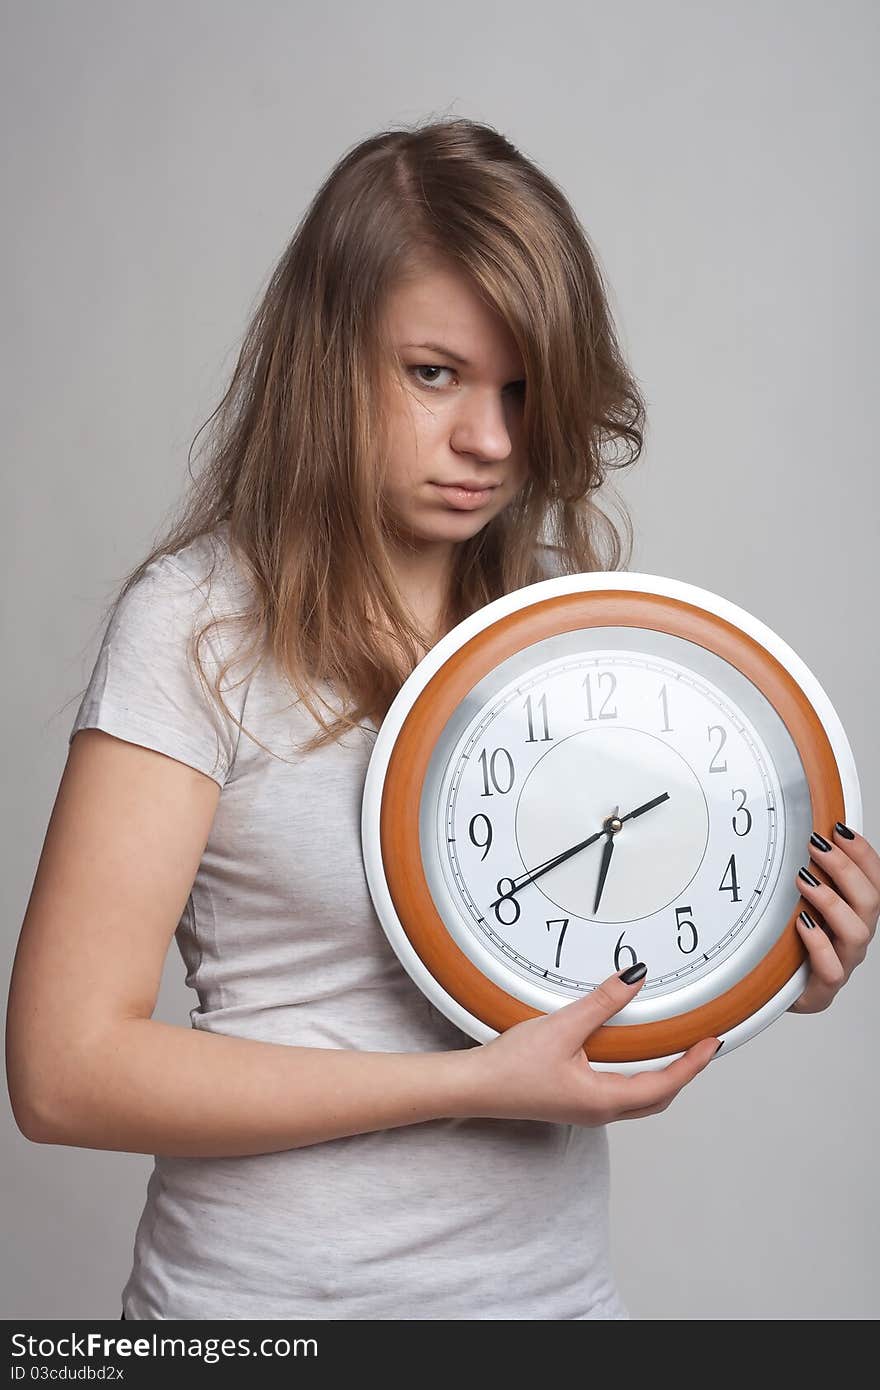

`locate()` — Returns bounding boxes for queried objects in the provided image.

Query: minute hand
[487,825,609,910]
[487,790,671,912]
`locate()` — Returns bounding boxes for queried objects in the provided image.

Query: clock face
[420,626,812,1024]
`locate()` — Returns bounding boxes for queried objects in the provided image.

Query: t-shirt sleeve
[68,555,240,787]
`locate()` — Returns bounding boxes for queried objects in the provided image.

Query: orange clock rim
[378,589,843,1061]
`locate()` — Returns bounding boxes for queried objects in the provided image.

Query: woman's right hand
[466,964,721,1126]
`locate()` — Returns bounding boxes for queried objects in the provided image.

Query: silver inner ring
[418,625,811,1024]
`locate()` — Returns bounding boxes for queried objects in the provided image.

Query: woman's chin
[424,500,495,530]
[389,512,489,548]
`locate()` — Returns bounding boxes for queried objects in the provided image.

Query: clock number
[584,671,618,722]
[707,724,728,773]
[613,931,638,972]
[493,877,521,927]
[674,905,699,954]
[659,683,673,733]
[524,691,552,743]
[546,918,569,969]
[731,788,752,837]
[479,747,515,797]
[719,853,741,902]
[468,813,493,861]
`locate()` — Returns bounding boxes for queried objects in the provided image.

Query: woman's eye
[410,365,455,390]
[409,366,526,399]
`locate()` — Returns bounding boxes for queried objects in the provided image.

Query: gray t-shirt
[69,524,629,1320]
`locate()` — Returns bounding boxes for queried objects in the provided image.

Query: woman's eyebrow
[401,342,526,383]
[402,341,471,366]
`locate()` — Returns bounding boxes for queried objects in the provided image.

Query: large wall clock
[360,571,862,1073]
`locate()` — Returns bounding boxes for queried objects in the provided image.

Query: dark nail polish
[810,832,832,853]
[798,866,819,887]
[835,821,855,840]
[713,1040,724,1055]
[619,961,647,985]
[799,909,816,929]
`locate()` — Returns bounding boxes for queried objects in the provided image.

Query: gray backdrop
[4,0,877,1321]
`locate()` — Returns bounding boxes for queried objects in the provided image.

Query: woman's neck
[390,555,458,644]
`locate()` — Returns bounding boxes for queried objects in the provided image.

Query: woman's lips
[432,483,496,510]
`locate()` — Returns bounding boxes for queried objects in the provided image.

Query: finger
[552,964,649,1054]
[832,822,880,903]
[591,1035,721,1118]
[787,909,847,1013]
[807,829,880,930]
[796,864,872,970]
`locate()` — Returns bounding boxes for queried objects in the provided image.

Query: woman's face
[380,260,530,552]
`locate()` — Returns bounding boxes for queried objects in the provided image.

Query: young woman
[7,118,878,1322]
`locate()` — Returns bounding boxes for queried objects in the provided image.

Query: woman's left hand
[788,822,880,1013]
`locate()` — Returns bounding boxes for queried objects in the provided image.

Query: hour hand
[593,831,615,914]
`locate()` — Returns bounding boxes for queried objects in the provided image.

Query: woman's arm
[19,1017,477,1158]
[6,729,478,1157]
[6,729,718,1156]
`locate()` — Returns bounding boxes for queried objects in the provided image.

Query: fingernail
[619,961,647,984]
[835,821,855,840]
[798,866,819,887]
[799,909,817,929]
[810,831,832,853]
[713,1040,724,1055]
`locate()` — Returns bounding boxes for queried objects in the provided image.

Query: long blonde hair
[78,116,646,755]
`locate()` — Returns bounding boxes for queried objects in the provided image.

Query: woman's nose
[449,391,514,461]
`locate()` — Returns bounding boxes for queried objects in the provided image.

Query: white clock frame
[361,572,862,1074]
